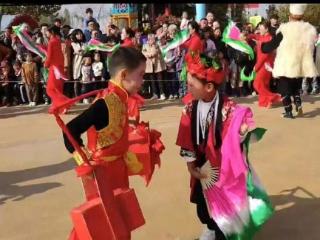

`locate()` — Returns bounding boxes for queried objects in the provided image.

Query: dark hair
[87,20,96,26]
[70,29,85,43]
[54,18,62,24]
[270,14,278,20]
[200,18,208,22]
[40,23,49,28]
[13,60,21,67]
[62,25,71,29]
[109,47,146,77]
[125,27,135,38]
[86,8,93,14]
[48,25,61,37]
[203,26,213,33]
[188,21,200,33]
[258,20,271,32]
[5,26,12,31]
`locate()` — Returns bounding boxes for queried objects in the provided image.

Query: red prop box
[70,165,145,240]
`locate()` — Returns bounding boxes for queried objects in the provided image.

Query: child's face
[121,62,146,95]
[13,64,21,72]
[84,57,92,65]
[258,24,267,35]
[182,12,188,19]
[187,72,215,100]
[94,54,100,62]
[26,55,32,62]
[76,33,83,40]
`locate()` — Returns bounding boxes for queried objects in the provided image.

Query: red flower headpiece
[185,52,225,85]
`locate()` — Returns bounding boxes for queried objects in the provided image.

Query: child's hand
[187,162,207,179]
[240,123,249,136]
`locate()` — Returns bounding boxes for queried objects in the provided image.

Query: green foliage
[230,4,246,23]
[303,4,320,28]
[266,4,279,19]
[0,5,61,21]
[277,4,289,24]
[61,8,71,26]
[206,4,229,30]
[276,4,320,28]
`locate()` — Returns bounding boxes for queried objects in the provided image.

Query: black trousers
[277,77,302,113]
[194,181,226,240]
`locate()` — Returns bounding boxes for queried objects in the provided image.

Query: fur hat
[289,4,307,16]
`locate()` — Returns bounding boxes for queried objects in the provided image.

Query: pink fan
[229,23,241,41]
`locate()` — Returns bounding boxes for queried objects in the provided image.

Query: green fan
[240,67,256,82]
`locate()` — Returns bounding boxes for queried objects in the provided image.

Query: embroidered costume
[58,81,164,240]
[176,52,273,240]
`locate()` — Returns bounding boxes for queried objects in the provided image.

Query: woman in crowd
[70,29,86,97]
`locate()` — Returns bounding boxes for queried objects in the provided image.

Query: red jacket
[255,33,275,72]
[121,37,135,48]
[44,36,64,68]
[181,32,204,54]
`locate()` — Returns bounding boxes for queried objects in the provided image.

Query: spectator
[103,24,121,45]
[203,26,216,58]
[167,24,178,40]
[22,53,39,106]
[206,12,215,28]
[142,33,166,100]
[62,29,74,98]
[162,23,169,35]
[92,51,104,89]
[0,41,13,62]
[54,18,62,29]
[91,30,101,42]
[0,60,14,106]
[83,8,97,30]
[62,25,72,40]
[180,11,189,30]
[175,47,187,98]
[134,28,144,51]
[269,15,279,36]
[212,27,226,56]
[80,56,93,104]
[40,23,50,46]
[212,20,220,31]
[0,27,13,48]
[13,60,28,105]
[199,18,208,30]
[84,20,96,43]
[161,34,179,100]
[181,21,204,58]
[70,29,86,97]
[93,22,103,40]
[121,27,135,47]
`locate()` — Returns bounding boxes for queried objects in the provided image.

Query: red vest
[87,82,129,163]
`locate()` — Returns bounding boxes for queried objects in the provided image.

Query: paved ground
[1,95,320,240]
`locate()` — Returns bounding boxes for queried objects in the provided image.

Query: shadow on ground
[256,186,320,240]
[0,159,75,205]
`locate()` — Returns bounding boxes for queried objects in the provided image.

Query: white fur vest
[273,21,318,78]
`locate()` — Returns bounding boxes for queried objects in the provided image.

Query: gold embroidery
[96,93,127,150]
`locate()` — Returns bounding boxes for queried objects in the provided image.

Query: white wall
[60,4,113,32]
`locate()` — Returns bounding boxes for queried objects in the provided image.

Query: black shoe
[282,112,295,119]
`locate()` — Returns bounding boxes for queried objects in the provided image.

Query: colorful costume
[44,35,70,113]
[261,4,318,118]
[176,53,273,240]
[252,33,281,107]
[59,81,164,240]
